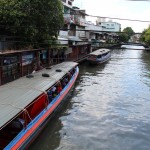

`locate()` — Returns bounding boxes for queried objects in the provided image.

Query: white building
[59,1,88,45]
[96,18,121,32]
[61,0,74,8]
[96,17,106,24]
[58,1,91,61]
[58,0,75,44]
[101,21,121,32]
[85,22,103,49]
[85,22,102,40]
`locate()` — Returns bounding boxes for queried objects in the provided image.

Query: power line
[86,15,150,23]
[1,6,150,23]
[0,26,144,34]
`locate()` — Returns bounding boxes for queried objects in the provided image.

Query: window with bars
[68,1,72,5]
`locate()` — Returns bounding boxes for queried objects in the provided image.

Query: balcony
[63,14,75,24]
[74,17,86,26]
[68,30,76,36]
[64,14,71,24]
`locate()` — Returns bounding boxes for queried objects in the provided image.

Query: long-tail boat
[0,62,79,150]
[87,49,111,64]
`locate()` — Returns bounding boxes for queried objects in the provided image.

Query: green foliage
[0,0,64,48]
[123,27,134,36]
[118,32,129,42]
[140,27,150,46]
[119,27,135,42]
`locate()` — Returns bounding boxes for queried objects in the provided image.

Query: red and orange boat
[0,62,79,150]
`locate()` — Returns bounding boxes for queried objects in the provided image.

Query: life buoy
[42,73,50,77]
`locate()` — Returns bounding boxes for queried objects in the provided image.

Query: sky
[73,0,150,33]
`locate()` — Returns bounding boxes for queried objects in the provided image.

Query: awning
[93,32,103,34]
[0,62,78,129]
[57,37,68,45]
[68,36,82,42]
[100,40,106,43]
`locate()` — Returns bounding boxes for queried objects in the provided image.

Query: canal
[29,46,150,150]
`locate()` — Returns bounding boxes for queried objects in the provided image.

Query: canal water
[29,46,150,150]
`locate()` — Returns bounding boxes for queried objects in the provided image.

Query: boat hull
[5,67,79,150]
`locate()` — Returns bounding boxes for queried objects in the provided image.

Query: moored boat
[87,49,111,64]
[0,62,79,150]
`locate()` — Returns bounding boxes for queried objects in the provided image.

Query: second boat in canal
[87,49,111,64]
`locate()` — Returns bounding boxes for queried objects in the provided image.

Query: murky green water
[29,47,150,150]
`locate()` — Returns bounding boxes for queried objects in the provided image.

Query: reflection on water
[30,46,150,150]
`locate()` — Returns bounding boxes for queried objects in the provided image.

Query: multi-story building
[85,22,103,49]
[59,2,91,62]
[97,19,121,32]
[96,18,120,43]
[62,0,74,8]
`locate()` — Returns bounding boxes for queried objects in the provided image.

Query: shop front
[22,52,35,76]
[0,55,20,85]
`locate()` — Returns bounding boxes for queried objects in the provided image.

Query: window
[68,1,72,5]
[2,63,20,77]
[3,56,18,65]
[97,55,102,58]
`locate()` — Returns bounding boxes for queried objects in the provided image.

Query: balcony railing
[59,31,68,38]
[68,31,76,36]
[63,14,75,24]
[74,17,86,26]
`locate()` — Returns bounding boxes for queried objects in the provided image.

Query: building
[59,2,91,62]
[85,22,103,49]
[62,0,74,8]
[0,0,91,86]
[96,18,121,43]
[97,18,121,32]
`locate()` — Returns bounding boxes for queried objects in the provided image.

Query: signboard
[3,56,18,65]
[22,53,34,66]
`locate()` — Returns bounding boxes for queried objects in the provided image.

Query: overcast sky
[73,0,150,32]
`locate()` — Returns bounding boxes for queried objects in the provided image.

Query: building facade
[62,0,74,8]
[97,20,121,32]
[59,2,91,62]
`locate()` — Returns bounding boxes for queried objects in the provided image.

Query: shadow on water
[29,116,62,150]
[79,61,109,76]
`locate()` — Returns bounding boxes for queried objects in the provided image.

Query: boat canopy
[89,49,110,56]
[0,62,78,129]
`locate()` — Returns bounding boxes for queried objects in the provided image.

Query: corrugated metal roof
[0,61,78,129]
[89,49,110,56]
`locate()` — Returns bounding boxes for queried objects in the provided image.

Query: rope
[1,103,32,122]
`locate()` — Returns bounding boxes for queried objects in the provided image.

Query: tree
[140,27,150,46]
[118,32,129,42]
[118,27,135,42]
[0,0,64,48]
[123,27,134,36]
